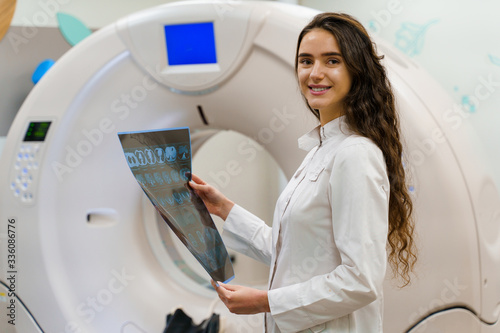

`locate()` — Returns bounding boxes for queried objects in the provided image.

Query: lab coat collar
[298,115,350,151]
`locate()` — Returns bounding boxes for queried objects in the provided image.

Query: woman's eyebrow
[297,53,312,57]
[322,52,342,57]
[298,52,342,57]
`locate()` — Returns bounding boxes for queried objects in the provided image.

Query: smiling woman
[191,12,417,333]
[0,0,16,42]
[297,28,353,125]
[295,12,417,288]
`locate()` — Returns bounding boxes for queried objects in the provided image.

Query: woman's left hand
[211,280,270,314]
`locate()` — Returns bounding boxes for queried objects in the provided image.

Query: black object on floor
[163,308,219,333]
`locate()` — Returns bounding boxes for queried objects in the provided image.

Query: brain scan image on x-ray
[118,127,234,284]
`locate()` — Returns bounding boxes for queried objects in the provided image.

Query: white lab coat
[223,116,390,333]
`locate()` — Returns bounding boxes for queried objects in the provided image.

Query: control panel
[9,121,52,205]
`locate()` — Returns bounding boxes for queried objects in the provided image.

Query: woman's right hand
[189,174,235,221]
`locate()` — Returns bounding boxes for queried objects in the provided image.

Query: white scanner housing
[1,1,499,332]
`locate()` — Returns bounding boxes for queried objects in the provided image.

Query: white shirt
[223,116,390,333]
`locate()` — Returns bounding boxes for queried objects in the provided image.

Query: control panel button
[11,141,44,204]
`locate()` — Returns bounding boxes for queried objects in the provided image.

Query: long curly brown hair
[295,12,417,286]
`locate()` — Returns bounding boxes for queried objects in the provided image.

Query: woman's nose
[310,62,324,80]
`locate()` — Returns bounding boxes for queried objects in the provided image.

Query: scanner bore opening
[142,129,287,297]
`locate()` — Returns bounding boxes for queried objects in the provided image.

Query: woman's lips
[309,85,331,95]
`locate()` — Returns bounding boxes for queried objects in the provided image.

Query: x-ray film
[118,127,234,284]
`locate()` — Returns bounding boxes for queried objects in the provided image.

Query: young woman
[189,12,416,333]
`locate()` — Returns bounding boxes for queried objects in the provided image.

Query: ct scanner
[1,1,500,332]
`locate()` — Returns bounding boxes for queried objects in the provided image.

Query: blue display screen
[164,22,217,66]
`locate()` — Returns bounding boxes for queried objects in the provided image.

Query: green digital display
[23,122,51,142]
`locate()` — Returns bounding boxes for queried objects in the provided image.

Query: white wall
[12,0,180,28]
[11,0,284,28]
